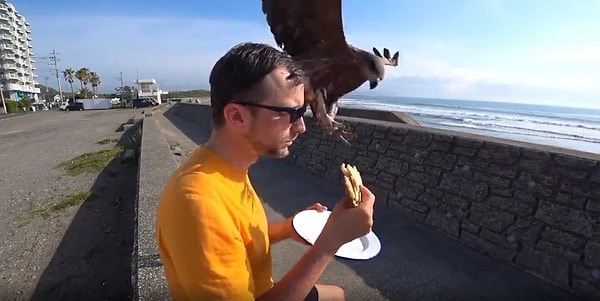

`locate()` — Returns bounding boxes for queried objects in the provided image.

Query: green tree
[63,68,76,101]
[5,100,18,113]
[89,72,101,97]
[75,67,91,90]
[115,85,135,100]
[77,88,92,99]
[18,95,32,111]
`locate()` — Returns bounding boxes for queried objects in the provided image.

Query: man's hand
[268,203,328,245]
[314,186,376,255]
[287,203,328,245]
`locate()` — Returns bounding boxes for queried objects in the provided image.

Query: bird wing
[261,0,348,56]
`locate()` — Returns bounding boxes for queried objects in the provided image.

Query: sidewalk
[153,105,583,301]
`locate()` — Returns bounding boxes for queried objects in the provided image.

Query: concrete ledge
[336,106,421,126]
[132,115,178,301]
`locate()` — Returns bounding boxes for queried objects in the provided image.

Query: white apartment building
[0,1,39,102]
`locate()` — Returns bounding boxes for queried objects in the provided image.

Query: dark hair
[209,42,304,128]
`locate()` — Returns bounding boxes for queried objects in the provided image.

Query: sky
[13,0,600,109]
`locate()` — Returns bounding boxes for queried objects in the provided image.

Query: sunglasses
[233,101,307,123]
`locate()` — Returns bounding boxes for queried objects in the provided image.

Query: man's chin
[264,147,290,159]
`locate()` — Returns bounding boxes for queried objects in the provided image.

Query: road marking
[0,130,25,136]
[0,112,34,122]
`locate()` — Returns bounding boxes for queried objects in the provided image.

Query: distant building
[0,1,39,102]
[135,78,168,104]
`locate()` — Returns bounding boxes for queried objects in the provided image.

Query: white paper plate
[292,209,381,260]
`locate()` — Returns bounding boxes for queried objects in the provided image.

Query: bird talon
[331,127,354,145]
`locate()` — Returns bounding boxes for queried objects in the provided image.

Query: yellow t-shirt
[156,146,274,301]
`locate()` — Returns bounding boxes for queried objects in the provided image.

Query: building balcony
[2,63,17,70]
[3,83,40,94]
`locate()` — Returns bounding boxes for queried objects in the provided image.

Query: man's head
[209,42,306,158]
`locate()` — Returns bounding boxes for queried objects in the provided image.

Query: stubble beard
[245,123,290,159]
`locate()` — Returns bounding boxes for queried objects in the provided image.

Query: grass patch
[60,126,142,176]
[97,138,118,145]
[59,147,125,176]
[31,191,94,218]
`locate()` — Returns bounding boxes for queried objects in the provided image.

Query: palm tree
[63,68,76,101]
[75,67,91,90]
[89,72,101,97]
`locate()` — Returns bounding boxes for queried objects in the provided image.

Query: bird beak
[369,79,380,89]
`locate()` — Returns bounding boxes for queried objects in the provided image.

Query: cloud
[537,45,600,63]
[27,11,600,109]
[345,31,600,107]
[28,14,277,93]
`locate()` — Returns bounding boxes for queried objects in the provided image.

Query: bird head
[358,51,387,90]
[358,47,400,89]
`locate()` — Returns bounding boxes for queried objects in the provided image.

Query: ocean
[336,95,600,155]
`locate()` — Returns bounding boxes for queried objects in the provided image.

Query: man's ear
[223,103,247,128]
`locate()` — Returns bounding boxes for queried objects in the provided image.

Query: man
[156,42,376,301]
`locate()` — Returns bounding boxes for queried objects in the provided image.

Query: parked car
[131,98,157,109]
[65,102,84,111]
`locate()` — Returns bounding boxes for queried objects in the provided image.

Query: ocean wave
[338,98,600,132]
[337,97,600,146]
[438,120,600,144]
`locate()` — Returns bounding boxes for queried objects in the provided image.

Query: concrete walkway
[154,104,583,301]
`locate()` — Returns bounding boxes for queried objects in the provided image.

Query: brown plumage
[261,0,400,145]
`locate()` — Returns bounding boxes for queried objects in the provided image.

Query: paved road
[155,104,584,301]
[0,112,34,121]
[0,108,141,300]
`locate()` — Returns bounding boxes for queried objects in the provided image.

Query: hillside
[36,84,59,98]
[167,89,210,99]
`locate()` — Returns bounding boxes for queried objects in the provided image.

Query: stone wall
[285,114,600,300]
[173,102,600,300]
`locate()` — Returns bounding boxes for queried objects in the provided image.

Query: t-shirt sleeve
[158,194,256,301]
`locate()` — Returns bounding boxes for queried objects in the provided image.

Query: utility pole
[44,76,49,103]
[49,49,64,103]
[120,71,124,101]
[136,66,140,98]
[1,83,6,114]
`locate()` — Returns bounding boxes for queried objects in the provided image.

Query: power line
[47,49,64,102]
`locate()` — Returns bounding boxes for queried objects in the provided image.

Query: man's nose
[293,116,306,134]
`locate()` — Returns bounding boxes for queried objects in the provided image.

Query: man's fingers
[359,185,375,208]
[310,202,328,211]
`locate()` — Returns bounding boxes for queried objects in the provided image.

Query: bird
[261,0,401,145]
